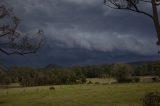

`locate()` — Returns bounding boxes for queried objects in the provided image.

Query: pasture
[0,83,160,106]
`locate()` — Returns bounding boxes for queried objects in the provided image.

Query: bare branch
[127,8,153,19]
[0,48,38,55]
[0,5,45,55]
[104,4,118,9]
[0,32,10,37]
[104,0,153,19]
[104,0,160,46]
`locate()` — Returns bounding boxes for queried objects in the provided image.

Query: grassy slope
[0,83,160,106]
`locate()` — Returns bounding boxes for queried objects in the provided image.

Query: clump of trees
[7,66,83,86]
[0,65,11,85]
[0,61,160,87]
[111,63,133,83]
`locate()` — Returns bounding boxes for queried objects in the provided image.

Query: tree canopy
[0,4,44,55]
[0,61,160,86]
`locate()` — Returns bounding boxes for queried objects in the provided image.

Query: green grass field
[0,83,160,106]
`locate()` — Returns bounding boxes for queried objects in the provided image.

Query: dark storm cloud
[4,0,158,54]
[1,0,160,67]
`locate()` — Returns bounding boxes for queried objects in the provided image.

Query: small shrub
[95,82,100,84]
[118,78,132,83]
[133,77,140,83]
[87,81,93,84]
[49,86,55,90]
[142,91,160,106]
[152,77,160,82]
[80,77,87,84]
[76,80,82,84]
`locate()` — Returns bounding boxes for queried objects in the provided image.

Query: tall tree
[0,4,44,55]
[112,63,133,82]
[104,0,160,46]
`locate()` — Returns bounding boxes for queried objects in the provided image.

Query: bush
[87,81,93,84]
[95,82,100,84]
[49,86,55,90]
[80,77,87,84]
[118,78,132,83]
[133,77,140,83]
[142,91,160,106]
[76,80,82,84]
[112,63,133,83]
[152,77,160,82]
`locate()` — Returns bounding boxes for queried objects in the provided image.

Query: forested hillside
[0,61,160,87]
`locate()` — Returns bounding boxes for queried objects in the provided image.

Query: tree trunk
[151,0,160,45]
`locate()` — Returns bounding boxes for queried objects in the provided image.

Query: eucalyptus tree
[0,5,44,55]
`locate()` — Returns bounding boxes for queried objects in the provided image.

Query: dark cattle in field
[49,87,55,91]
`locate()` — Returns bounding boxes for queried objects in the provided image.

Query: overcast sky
[1,0,160,67]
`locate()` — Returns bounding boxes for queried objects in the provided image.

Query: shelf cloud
[1,0,159,67]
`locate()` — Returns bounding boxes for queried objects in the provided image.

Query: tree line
[0,61,160,87]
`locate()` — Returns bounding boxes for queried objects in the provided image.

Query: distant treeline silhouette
[0,61,160,87]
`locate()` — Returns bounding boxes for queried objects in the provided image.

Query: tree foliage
[112,63,133,82]
[0,4,44,55]
[0,61,160,87]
